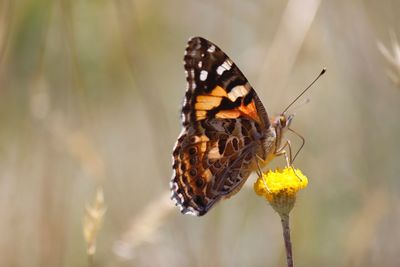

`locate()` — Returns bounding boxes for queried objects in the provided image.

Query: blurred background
[0,0,400,266]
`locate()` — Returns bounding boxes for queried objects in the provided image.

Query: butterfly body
[171,37,292,216]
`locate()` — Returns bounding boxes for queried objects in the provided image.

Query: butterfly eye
[279,116,286,126]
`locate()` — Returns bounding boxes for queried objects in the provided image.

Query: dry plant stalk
[113,191,174,260]
[83,187,107,257]
[256,0,322,92]
[377,32,400,87]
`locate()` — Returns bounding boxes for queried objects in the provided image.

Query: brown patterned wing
[171,37,272,216]
[171,118,264,216]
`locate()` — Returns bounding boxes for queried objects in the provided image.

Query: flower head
[254,167,308,216]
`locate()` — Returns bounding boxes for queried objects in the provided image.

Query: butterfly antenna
[282,68,326,115]
[288,127,305,163]
[288,97,311,113]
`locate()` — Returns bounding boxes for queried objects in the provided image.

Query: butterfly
[171,37,310,216]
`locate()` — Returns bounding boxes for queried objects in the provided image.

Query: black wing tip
[188,36,207,42]
[186,37,203,48]
[186,36,218,49]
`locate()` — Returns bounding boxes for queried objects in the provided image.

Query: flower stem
[88,254,94,267]
[280,213,293,267]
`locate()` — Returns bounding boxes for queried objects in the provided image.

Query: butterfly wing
[171,37,273,216]
[181,37,270,129]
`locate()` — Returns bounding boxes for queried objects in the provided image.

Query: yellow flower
[254,167,308,216]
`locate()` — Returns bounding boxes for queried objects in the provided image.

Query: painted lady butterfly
[170,37,322,216]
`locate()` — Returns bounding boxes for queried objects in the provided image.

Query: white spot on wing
[207,45,216,53]
[171,194,178,204]
[169,181,177,190]
[184,207,199,216]
[177,193,184,203]
[216,66,225,75]
[198,61,202,68]
[222,60,232,70]
[200,70,208,81]
[227,85,249,102]
[216,60,233,75]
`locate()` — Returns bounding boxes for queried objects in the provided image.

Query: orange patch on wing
[197,134,210,152]
[216,109,241,119]
[215,100,261,123]
[188,135,210,145]
[208,146,222,159]
[195,95,223,110]
[238,100,261,123]
[200,142,207,152]
[209,86,227,97]
[195,110,207,120]
[203,169,213,182]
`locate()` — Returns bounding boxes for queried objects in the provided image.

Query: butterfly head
[274,113,294,131]
[269,113,294,154]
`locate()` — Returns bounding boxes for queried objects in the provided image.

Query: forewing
[181,37,270,129]
[171,37,270,216]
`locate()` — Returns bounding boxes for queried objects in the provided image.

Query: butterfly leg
[275,140,303,181]
[255,155,263,177]
[256,154,271,193]
[274,140,293,167]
